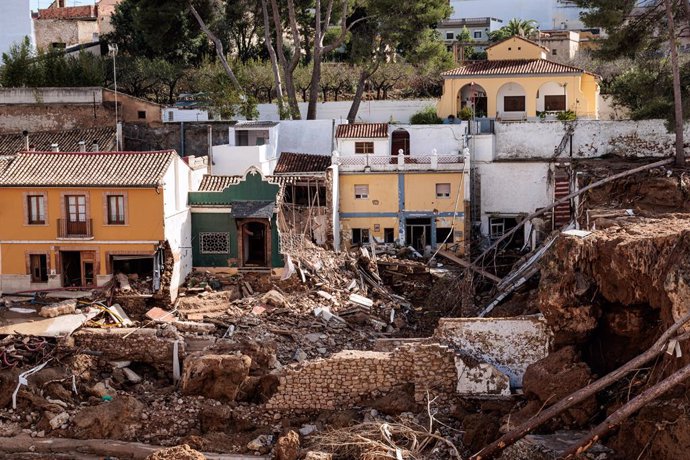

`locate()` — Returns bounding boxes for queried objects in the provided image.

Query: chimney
[22,130,29,151]
[78,141,86,152]
[50,143,59,152]
[92,140,99,152]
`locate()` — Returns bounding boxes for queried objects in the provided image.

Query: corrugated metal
[0,150,176,187]
[335,123,389,139]
[274,152,331,174]
[442,59,587,77]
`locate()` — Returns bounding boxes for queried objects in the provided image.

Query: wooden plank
[437,250,502,284]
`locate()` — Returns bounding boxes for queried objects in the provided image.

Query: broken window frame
[27,195,45,225]
[355,141,375,154]
[354,184,369,200]
[107,195,126,225]
[489,218,506,240]
[352,228,370,245]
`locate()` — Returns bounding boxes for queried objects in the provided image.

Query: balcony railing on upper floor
[58,219,93,239]
[336,152,464,172]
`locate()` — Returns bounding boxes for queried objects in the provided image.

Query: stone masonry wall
[266,344,457,410]
[0,104,115,134]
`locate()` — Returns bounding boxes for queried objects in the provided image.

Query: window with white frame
[354,184,369,199]
[473,31,482,39]
[199,232,230,254]
[489,218,506,240]
[436,183,451,199]
[27,195,46,224]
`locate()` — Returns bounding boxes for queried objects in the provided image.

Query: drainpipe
[78,141,86,152]
[51,143,59,152]
[116,122,123,151]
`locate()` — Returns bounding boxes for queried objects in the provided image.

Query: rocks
[247,434,274,452]
[38,299,77,318]
[198,403,233,434]
[262,289,287,308]
[276,430,300,460]
[48,412,69,430]
[145,444,207,460]
[72,395,144,439]
[180,353,251,402]
[88,381,114,399]
[298,424,317,436]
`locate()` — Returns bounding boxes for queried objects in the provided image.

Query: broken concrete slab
[0,309,98,337]
[38,299,77,318]
[455,354,511,396]
[435,315,552,388]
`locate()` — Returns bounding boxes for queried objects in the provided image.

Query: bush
[458,106,474,120]
[410,106,442,124]
[557,110,577,121]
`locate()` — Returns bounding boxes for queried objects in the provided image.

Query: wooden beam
[437,250,502,283]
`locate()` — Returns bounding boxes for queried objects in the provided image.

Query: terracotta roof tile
[0,127,116,155]
[0,156,14,176]
[335,123,389,139]
[0,150,177,187]
[198,175,242,192]
[274,152,331,174]
[442,59,589,77]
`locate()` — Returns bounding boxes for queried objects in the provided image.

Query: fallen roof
[0,150,177,187]
[442,59,591,77]
[335,123,389,139]
[0,127,117,155]
[274,152,331,174]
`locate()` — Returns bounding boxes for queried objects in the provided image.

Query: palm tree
[489,18,539,42]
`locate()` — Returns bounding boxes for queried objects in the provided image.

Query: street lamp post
[108,44,119,150]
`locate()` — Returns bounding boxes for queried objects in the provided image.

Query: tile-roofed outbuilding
[198,175,242,192]
[274,152,331,174]
[0,150,177,187]
[0,127,117,155]
[335,123,389,139]
[442,59,590,77]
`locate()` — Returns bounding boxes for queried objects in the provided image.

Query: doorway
[241,221,269,267]
[61,251,96,287]
[65,195,87,236]
[405,218,432,251]
[391,128,410,164]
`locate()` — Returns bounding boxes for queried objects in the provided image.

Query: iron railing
[57,219,93,238]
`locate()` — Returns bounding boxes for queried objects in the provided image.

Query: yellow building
[437,36,600,120]
[0,150,206,299]
[334,123,469,253]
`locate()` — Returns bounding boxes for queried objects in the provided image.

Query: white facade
[0,0,34,56]
[450,0,585,30]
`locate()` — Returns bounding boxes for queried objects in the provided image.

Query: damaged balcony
[337,151,465,172]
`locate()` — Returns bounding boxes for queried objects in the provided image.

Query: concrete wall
[34,19,99,50]
[103,89,163,126]
[337,138,390,156]
[252,99,439,124]
[123,122,233,156]
[434,316,552,388]
[278,120,335,155]
[212,145,270,176]
[0,87,103,105]
[494,119,687,159]
[0,0,33,56]
[0,104,115,133]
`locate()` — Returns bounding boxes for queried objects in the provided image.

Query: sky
[34,0,95,9]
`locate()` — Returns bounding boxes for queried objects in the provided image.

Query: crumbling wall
[266,344,457,410]
[0,104,115,133]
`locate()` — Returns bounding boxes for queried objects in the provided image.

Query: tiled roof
[0,150,177,187]
[198,175,242,192]
[335,123,389,139]
[442,59,589,77]
[234,121,279,128]
[0,127,116,155]
[0,156,14,176]
[274,152,331,174]
[230,201,275,219]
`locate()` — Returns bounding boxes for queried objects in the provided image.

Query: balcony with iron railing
[335,150,464,172]
[57,219,93,239]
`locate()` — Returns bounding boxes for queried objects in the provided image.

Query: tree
[223,0,263,63]
[488,18,539,42]
[573,0,685,165]
[320,63,357,101]
[344,0,452,123]
[369,62,412,100]
[0,37,39,87]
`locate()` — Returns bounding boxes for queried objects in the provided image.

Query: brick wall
[266,344,457,410]
[0,104,115,134]
[38,5,96,19]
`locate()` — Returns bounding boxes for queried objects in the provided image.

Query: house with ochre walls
[332,123,470,253]
[437,36,600,121]
[0,150,206,300]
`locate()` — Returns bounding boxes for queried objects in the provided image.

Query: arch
[457,83,488,118]
[496,82,527,120]
[536,81,568,113]
[391,128,410,156]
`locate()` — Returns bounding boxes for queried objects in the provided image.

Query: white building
[450,0,585,30]
[0,0,34,56]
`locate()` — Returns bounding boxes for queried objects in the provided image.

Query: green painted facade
[189,172,283,268]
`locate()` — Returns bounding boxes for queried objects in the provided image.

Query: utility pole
[108,44,119,150]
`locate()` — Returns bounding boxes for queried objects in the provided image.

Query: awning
[230,201,275,219]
